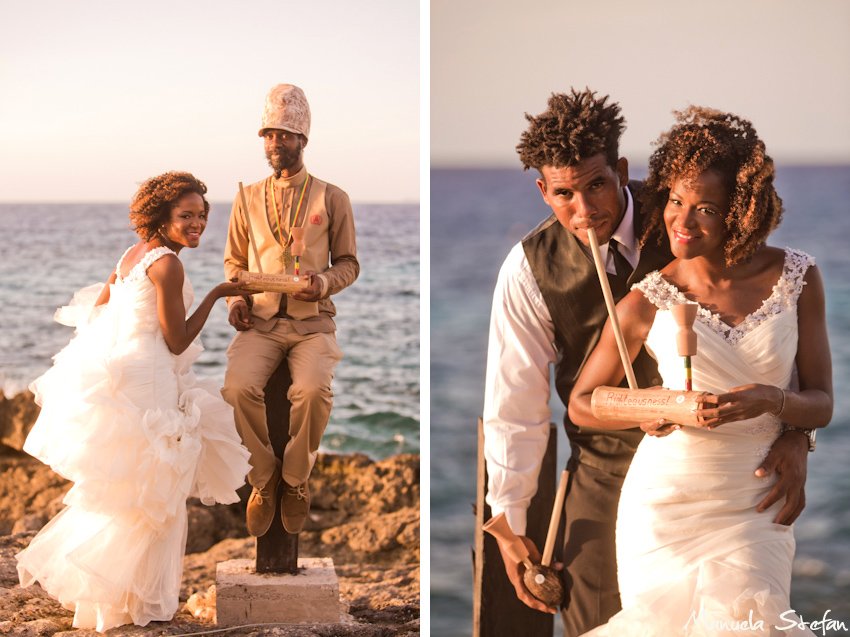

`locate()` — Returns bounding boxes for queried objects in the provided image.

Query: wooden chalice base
[523,564,564,608]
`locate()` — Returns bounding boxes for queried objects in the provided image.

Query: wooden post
[255,361,298,573]
[473,419,557,637]
[473,419,487,637]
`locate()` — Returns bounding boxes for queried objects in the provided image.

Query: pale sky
[431,0,850,168]
[0,0,420,203]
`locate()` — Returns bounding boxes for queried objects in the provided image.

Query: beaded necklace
[271,173,310,267]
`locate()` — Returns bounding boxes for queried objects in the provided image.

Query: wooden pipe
[670,303,698,356]
[591,386,707,425]
[290,227,306,257]
[522,469,570,608]
[670,303,698,390]
[482,513,533,569]
[587,228,637,390]
[483,512,564,607]
[586,230,703,421]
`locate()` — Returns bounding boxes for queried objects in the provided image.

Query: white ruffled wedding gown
[16,246,251,633]
[582,248,817,637]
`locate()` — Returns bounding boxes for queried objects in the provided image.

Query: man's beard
[266,145,302,178]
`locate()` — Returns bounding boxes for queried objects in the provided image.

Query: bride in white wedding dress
[569,108,832,636]
[16,172,252,633]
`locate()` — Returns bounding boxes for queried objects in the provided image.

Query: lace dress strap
[118,246,178,284]
[632,271,680,311]
[776,247,815,308]
[633,248,815,346]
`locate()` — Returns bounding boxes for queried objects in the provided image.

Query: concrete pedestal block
[216,557,341,626]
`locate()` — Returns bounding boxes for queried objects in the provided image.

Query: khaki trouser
[222,321,343,488]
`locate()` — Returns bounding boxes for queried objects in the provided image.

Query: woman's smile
[159,192,208,251]
[671,229,700,244]
[664,169,729,259]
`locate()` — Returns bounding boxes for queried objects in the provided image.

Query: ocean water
[431,166,850,635]
[0,201,420,459]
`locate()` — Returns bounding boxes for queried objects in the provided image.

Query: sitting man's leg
[280,330,343,533]
[222,327,287,537]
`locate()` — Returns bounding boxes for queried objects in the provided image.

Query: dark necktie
[609,239,633,280]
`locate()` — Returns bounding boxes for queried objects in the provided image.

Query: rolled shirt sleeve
[483,243,557,536]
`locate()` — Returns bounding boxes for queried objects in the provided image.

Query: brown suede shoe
[246,466,282,537]
[281,480,310,534]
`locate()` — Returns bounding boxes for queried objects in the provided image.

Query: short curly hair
[640,107,783,265]
[516,88,626,174]
[129,171,210,240]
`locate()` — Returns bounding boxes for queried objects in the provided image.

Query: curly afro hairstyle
[129,171,210,241]
[516,88,626,175]
[640,106,783,266]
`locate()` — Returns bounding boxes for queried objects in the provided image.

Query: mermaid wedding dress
[582,248,817,637]
[16,247,251,633]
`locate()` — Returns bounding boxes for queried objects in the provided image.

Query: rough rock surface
[0,391,39,457]
[0,392,420,636]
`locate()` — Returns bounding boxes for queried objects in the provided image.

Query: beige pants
[222,321,342,488]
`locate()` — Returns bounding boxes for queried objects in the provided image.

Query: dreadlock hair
[639,106,783,266]
[129,171,210,241]
[516,88,626,178]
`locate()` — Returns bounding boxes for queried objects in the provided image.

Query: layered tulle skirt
[16,283,251,632]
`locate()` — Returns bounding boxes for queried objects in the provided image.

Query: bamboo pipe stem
[291,226,305,275]
[541,470,569,567]
[238,182,264,274]
[587,228,637,390]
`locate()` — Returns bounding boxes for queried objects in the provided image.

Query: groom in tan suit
[222,84,359,536]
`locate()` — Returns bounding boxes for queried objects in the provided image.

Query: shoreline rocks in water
[0,390,420,636]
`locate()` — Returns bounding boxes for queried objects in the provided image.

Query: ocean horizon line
[430,161,850,171]
[0,199,421,207]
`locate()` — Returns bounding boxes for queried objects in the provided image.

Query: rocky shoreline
[0,391,420,636]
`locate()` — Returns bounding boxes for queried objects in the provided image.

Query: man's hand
[640,418,681,437]
[228,300,255,331]
[636,388,681,438]
[755,429,809,525]
[497,535,560,614]
[291,270,323,302]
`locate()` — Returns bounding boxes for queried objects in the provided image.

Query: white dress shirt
[483,188,637,535]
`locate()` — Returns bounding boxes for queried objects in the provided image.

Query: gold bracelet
[776,388,787,417]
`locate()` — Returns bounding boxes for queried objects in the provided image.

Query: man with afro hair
[482,89,810,634]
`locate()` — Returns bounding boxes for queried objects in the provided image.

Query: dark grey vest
[522,181,672,475]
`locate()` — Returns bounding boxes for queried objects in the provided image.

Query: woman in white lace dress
[17,172,252,633]
[569,108,832,636]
